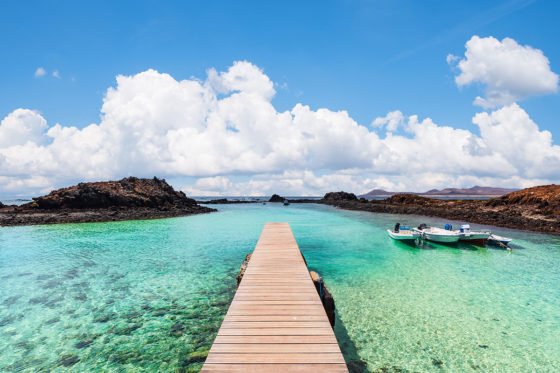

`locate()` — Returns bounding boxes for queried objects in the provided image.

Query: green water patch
[1,203,559,372]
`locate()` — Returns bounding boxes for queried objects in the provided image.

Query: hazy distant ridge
[361,186,518,197]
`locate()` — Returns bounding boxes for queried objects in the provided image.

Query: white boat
[487,234,513,246]
[387,228,419,241]
[413,226,461,243]
[457,224,491,245]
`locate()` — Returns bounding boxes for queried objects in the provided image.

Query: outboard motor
[417,223,427,230]
[394,223,400,233]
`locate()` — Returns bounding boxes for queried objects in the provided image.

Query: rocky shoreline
[318,186,560,235]
[0,177,215,226]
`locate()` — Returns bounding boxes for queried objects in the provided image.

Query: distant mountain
[422,186,518,196]
[361,186,517,198]
[361,189,398,197]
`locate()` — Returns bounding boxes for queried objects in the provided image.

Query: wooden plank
[209,343,342,353]
[212,335,339,344]
[203,223,347,372]
[218,328,334,336]
[225,315,327,322]
[202,364,349,372]
[221,321,331,328]
[205,353,346,364]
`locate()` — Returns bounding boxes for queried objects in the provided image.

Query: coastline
[319,197,560,235]
[0,205,216,226]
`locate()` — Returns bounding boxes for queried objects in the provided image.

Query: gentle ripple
[0,203,559,372]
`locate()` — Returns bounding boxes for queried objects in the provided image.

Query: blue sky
[2,0,558,134]
[1,0,559,197]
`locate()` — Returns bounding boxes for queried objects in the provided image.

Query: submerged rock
[170,322,185,337]
[59,354,80,367]
[75,339,94,349]
[186,349,209,364]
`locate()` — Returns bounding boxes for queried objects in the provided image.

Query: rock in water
[0,177,215,226]
[309,271,336,327]
[237,253,252,285]
[322,191,358,202]
[29,177,197,209]
[268,194,285,203]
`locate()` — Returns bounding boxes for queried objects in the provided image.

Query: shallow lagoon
[1,203,559,372]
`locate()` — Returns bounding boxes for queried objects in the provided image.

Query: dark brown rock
[30,177,195,210]
[236,253,252,285]
[320,185,560,234]
[269,194,285,203]
[310,271,336,327]
[0,177,215,226]
[322,191,358,202]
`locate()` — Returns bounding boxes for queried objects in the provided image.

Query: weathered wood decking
[202,222,347,372]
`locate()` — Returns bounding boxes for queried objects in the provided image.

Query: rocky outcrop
[321,186,560,234]
[486,184,560,216]
[386,193,433,205]
[236,253,252,285]
[269,194,286,203]
[0,177,215,226]
[322,191,358,202]
[29,177,195,209]
[0,201,5,209]
[310,271,336,327]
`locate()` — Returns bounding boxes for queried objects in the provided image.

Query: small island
[0,177,215,226]
[319,185,560,234]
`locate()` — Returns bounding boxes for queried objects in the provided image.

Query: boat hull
[423,232,461,243]
[387,229,417,241]
[459,232,491,245]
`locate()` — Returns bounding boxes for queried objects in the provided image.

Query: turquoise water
[1,204,559,372]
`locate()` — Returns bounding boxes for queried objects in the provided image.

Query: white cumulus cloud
[1,60,559,197]
[451,36,559,108]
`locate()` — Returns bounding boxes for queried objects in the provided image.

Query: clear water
[1,203,559,372]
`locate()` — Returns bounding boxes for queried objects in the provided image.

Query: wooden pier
[202,222,347,372]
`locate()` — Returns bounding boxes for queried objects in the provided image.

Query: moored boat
[387,223,419,241]
[457,224,491,245]
[487,234,513,247]
[413,225,461,243]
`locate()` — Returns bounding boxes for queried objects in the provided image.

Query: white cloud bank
[450,35,559,108]
[1,58,559,197]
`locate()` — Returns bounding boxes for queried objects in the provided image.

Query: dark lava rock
[1,177,216,226]
[60,354,80,367]
[0,201,4,208]
[322,191,358,202]
[236,253,252,285]
[310,271,336,327]
[386,193,432,205]
[30,177,197,210]
[269,194,286,202]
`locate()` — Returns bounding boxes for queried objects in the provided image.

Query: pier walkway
[202,222,347,372]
